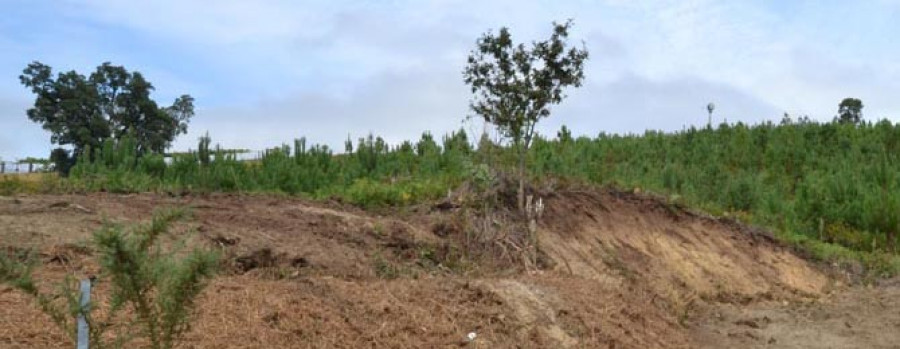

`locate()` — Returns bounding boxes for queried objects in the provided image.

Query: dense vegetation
[530,119,900,273]
[66,131,476,208]
[5,117,900,273]
[19,61,195,174]
[11,23,895,275]
[79,120,900,264]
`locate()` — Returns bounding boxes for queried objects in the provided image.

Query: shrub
[0,208,219,349]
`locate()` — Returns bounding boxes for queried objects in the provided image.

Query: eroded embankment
[0,191,834,348]
[539,190,829,302]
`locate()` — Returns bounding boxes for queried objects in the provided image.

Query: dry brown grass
[0,172,52,181]
[0,191,837,348]
[0,173,58,195]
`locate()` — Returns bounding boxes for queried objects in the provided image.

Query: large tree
[19,61,194,161]
[463,20,588,211]
[837,97,863,125]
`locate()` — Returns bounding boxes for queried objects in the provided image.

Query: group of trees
[16,21,892,255]
[60,115,900,258]
[529,119,900,254]
[18,21,586,189]
[20,62,194,174]
[21,23,871,204]
[14,20,900,349]
[64,130,475,207]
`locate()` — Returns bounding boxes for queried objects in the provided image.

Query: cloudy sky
[1,0,899,160]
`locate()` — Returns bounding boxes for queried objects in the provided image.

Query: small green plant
[0,176,25,195]
[0,207,219,349]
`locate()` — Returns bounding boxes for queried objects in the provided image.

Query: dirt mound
[538,190,829,303]
[0,191,848,348]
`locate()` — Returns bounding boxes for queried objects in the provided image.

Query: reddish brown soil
[0,191,891,348]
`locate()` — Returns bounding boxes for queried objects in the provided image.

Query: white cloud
[64,0,333,45]
[1,0,899,157]
[175,64,471,152]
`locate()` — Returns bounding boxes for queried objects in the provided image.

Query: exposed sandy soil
[0,191,894,348]
[691,279,900,349]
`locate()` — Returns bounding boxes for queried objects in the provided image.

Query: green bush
[0,208,219,349]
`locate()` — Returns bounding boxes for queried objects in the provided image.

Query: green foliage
[463,20,588,148]
[18,157,51,165]
[0,176,25,196]
[0,208,219,349]
[19,61,194,173]
[0,248,39,294]
[526,120,900,263]
[67,131,470,207]
[48,116,900,274]
[837,97,864,124]
[464,20,588,210]
[329,177,447,208]
[721,173,759,212]
[50,148,74,176]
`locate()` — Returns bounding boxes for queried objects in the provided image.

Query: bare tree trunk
[518,122,536,215]
[517,145,526,213]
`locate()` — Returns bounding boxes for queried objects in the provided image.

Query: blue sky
[1,0,899,160]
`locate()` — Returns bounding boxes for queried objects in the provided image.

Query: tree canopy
[463,20,588,210]
[837,97,863,124]
[464,20,588,151]
[19,61,194,157]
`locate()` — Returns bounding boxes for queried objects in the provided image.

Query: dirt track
[693,280,900,348]
[0,192,896,348]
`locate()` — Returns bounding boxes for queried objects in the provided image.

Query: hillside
[5,120,897,275]
[4,189,893,348]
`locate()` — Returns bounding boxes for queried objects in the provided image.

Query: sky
[1,0,899,160]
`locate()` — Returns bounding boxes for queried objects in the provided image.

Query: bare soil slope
[0,191,887,348]
[539,191,829,305]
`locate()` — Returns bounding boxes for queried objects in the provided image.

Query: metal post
[77,279,91,349]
